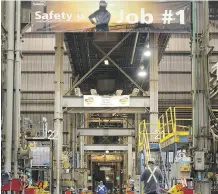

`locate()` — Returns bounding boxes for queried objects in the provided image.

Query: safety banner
[83,95,130,107]
[31,1,191,32]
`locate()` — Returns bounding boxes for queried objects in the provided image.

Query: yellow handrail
[138,106,192,152]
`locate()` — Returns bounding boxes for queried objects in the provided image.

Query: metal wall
[21,33,73,144]
[159,33,218,92]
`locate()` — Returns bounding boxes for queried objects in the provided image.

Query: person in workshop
[140,158,163,194]
[97,181,107,194]
[88,0,111,32]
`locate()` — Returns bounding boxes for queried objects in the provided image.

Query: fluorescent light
[104,59,109,65]
[144,50,151,57]
[138,71,147,77]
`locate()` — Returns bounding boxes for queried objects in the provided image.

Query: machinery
[170,152,191,187]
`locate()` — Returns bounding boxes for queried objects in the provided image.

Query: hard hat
[148,158,155,163]
[99,0,107,6]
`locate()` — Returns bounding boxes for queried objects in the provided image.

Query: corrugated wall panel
[21,104,54,112]
[159,93,191,100]
[159,74,191,92]
[21,93,54,100]
[22,55,71,71]
[210,34,218,51]
[166,33,218,52]
[159,55,191,72]
[22,33,67,51]
[21,74,71,92]
[166,34,190,52]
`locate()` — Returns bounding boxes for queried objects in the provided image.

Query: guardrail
[138,107,192,160]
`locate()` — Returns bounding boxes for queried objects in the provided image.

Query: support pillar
[4,0,15,173]
[135,114,141,175]
[13,0,21,178]
[192,1,211,193]
[149,33,158,143]
[54,33,64,194]
[127,119,133,177]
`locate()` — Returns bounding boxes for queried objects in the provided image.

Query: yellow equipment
[168,183,183,194]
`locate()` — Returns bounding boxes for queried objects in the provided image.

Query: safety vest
[147,167,158,183]
[97,185,106,193]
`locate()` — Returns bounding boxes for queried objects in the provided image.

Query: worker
[88,0,111,32]
[97,181,107,194]
[140,158,163,194]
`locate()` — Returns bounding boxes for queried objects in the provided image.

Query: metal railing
[138,107,192,156]
[159,107,191,144]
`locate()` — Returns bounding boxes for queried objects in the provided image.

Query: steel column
[192,1,211,193]
[13,0,21,178]
[128,136,133,177]
[149,33,158,142]
[4,0,15,173]
[54,33,64,194]
[80,114,85,169]
[131,32,139,65]
[127,119,133,177]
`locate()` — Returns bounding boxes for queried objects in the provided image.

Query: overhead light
[146,44,149,48]
[131,88,139,96]
[106,176,109,180]
[138,66,147,77]
[104,59,109,65]
[90,89,98,95]
[105,150,109,154]
[144,50,151,57]
[116,90,123,96]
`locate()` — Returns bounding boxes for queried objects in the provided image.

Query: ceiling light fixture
[104,59,109,65]
[138,66,147,77]
[144,50,151,57]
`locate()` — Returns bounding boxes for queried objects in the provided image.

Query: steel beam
[63,96,150,113]
[67,108,147,114]
[77,128,135,136]
[91,40,147,95]
[84,144,129,151]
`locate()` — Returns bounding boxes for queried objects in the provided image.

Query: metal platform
[63,96,150,113]
[77,128,135,136]
[84,144,129,151]
[159,135,190,151]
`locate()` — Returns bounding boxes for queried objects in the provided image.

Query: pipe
[192,0,197,149]
[54,33,64,194]
[131,32,139,65]
[13,0,21,178]
[5,0,15,173]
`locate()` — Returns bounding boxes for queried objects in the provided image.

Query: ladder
[159,145,169,189]
[142,121,169,189]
